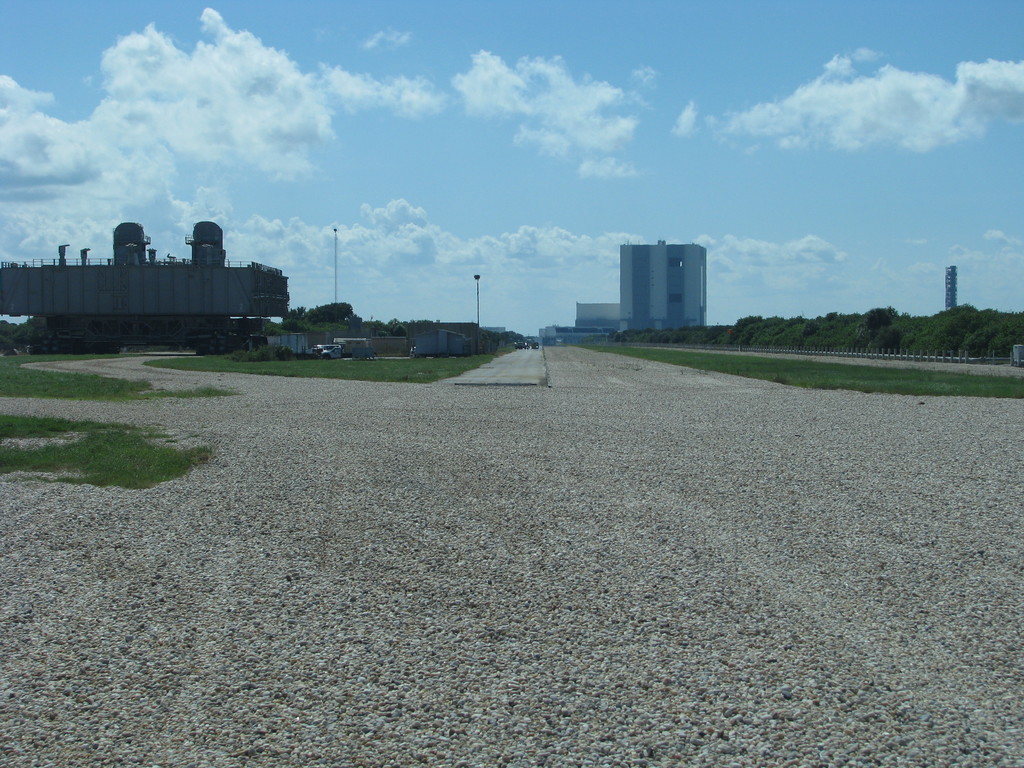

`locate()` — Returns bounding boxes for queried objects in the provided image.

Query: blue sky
[2,1,1022,334]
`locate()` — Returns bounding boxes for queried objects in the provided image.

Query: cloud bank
[0,7,443,202]
[227,199,630,328]
[721,54,1024,151]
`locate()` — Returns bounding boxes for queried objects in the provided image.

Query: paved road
[448,347,548,386]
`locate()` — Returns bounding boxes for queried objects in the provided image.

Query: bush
[228,345,295,362]
[608,306,1024,355]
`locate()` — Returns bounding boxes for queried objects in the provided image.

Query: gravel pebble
[1,347,1022,767]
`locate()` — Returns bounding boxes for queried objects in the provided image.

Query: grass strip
[0,356,233,400]
[0,415,212,488]
[586,346,1024,398]
[147,354,495,383]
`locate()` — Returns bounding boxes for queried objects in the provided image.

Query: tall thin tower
[945,265,957,310]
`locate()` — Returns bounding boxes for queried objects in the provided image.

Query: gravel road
[1,347,1022,767]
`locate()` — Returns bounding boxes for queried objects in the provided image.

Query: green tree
[731,316,764,345]
[306,302,354,326]
[863,306,898,334]
[874,325,904,350]
[383,318,407,337]
[0,318,46,350]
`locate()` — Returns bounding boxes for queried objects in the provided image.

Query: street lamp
[333,227,338,305]
[474,274,480,354]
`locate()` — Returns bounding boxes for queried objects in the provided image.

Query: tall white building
[620,241,706,330]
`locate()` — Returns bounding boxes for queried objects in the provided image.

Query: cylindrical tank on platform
[113,222,150,266]
[188,221,226,266]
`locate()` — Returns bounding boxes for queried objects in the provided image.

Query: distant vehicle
[311,343,344,359]
[531,342,540,349]
[514,341,528,349]
[332,337,376,359]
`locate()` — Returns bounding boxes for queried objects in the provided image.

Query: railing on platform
[596,341,1012,366]
[2,259,281,274]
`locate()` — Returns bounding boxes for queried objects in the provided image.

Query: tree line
[268,302,411,337]
[608,306,1024,356]
[267,302,525,347]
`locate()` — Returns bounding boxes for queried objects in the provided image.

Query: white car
[311,343,344,359]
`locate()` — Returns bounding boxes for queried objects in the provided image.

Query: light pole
[474,274,481,354]
[333,228,338,305]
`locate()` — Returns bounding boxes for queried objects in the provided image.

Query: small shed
[412,329,470,357]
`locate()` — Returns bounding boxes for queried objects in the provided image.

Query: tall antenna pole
[474,274,481,354]
[333,228,338,305]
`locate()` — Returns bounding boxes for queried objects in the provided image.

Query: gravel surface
[2,347,1022,767]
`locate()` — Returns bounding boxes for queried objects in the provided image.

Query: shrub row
[609,306,1024,357]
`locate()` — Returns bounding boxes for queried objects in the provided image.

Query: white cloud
[700,233,848,294]
[452,51,530,116]
[168,186,234,233]
[983,229,1022,246]
[0,77,107,195]
[958,59,1024,121]
[578,157,638,178]
[672,101,698,137]
[721,54,1024,151]
[362,29,412,51]
[0,75,53,112]
[95,9,444,178]
[360,199,430,230]
[950,238,1023,265]
[852,48,882,63]
[97,9,334,177]
[0,8,447,207]
[452,50,638,169]
[322,70,446,118]
[0,71,180,211]
[631,66,657,88]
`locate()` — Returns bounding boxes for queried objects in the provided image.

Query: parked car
[311,343,344,359]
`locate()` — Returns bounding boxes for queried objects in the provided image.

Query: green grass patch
[147,385,237,399]
[586,346,1024,398]
[0,355,234,400]
[0,414,212,488]
[147,354,495,383]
